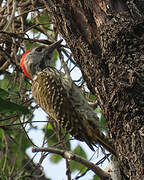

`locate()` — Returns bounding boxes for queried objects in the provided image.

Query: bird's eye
[35,46,43,52]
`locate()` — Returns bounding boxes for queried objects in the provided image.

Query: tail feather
[86,124,116,156]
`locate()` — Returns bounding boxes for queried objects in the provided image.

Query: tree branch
[32,147,112,180]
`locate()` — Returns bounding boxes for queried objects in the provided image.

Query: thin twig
[32,147,112,180]
[0,120,48,128]
[0,31,52,45]
[2,130,9,174]
[61,48,77,66]
[75,153,111,180]
[3,0,17,31]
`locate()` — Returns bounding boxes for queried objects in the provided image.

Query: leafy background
[0,1,111,179]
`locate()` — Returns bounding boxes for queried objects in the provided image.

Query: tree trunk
[43,0,144,179]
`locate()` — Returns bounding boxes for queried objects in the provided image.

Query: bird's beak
[42,39,63,66]
[48,39,63,52]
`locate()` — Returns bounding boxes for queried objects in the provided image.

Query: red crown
[20,49,32,79]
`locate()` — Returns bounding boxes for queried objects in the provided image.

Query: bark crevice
[43,0,144,179]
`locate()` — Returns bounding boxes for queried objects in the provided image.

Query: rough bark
[42,0,144,179]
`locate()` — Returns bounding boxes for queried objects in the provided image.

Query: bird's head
[20,39,63,79]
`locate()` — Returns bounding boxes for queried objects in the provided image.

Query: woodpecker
[20,40,116,155]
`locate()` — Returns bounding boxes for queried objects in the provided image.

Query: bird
[20,40,116,155]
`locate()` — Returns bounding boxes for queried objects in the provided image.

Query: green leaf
[44,123,58,146]
[92,174,100,180]
[0,129,2,146]
[0,88,9,99]
[38,13,50,24]
[111,155,118,161]
[7,88,19,96]
[21,134,31,153]
[50,154,62,163]
[95,106,107,131]
[100,112,107,131]
[52,50,59,67]
[69,145,87,172]
[60,128,71,151]
[0,74,19,90]
[69,160,87,173]
[85,92,97,101]
[95,106,102,114]
[0,97,30,114]
[65,137,71,151]
[24,41,33,50]
[72,145,87,159]
[30,13,51,34]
